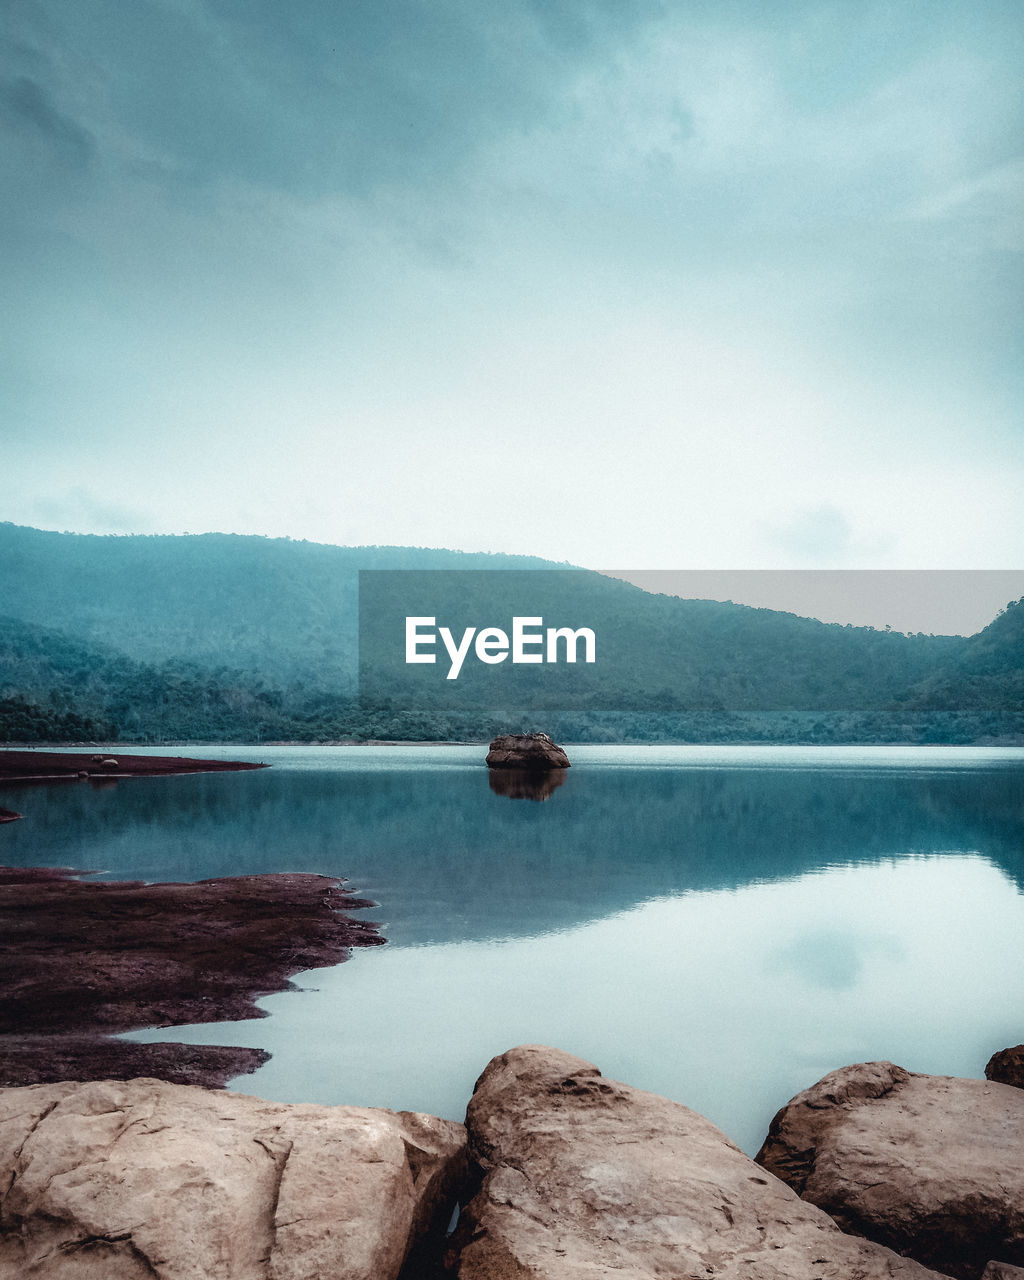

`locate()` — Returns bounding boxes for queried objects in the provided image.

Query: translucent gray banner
[357,569,1023,727]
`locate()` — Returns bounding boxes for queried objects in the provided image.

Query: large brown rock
[451,1044,949,1279]
[485,733,570,770]
[756,1061,1024,1280]
[986,1045,1024,1090]
[0,1077,467,1279]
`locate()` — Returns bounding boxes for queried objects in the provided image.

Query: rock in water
[451,1044,948,1279]
[756,1060,1024,1280]
[0,1078,467,1280]
[986,1044,1024,1089]
[485,733,570,770]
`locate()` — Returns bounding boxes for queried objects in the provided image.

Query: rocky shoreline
[0,864,384,1088]
[1,1043,1022,1279]
[0,850,1020,1276]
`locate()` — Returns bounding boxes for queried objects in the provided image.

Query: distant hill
[0,614,295,742]
[0,523,560,689]
[0,523,1020,744]
[903,595,1024,710]
[356,567,966,713]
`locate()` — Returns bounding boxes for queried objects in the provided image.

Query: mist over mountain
[0,523,1020,744]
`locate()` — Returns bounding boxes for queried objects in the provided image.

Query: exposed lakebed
[3,743,1023,1153]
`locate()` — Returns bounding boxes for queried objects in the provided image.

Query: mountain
[0,523,1020,744]
[0,614,299,742]
[0,523,560,690]
[356,567,965,714]
[903,596,1024,710]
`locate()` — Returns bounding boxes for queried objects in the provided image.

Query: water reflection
[766,929,904,992]
[3,750,1023,947]
[487,768,566,801]
[124,854,1024,1155]
[7,746,1024,1155]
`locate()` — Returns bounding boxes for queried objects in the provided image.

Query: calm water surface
[4,744,1024,1153]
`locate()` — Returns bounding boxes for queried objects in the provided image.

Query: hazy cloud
[24,488,152,535]
[0,74,94,165]
[763,505,894,566]
[905,157,1024,252]
[2,0,1021,575]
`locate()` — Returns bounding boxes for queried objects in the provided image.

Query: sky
[3,0,1022,601]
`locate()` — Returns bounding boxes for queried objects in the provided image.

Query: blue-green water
[4,744,1024,1153]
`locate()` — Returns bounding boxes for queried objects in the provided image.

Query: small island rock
[756,1060,1024,1280]
[450,1044,947,1279]
[485,733,570,770]
[0,1077,467,1280]
[986,1044,1024,1089]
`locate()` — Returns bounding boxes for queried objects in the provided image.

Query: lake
[3,743,1023,1154]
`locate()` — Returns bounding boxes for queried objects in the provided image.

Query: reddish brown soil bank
[0,865,384,1088]
[0,748,267,783]
[0,1036,270,1089]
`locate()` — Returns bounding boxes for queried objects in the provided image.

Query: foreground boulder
[485,733,570,770]
[756,1061,1024,1280]
[0,1077,466,1279]
[986,1045,1024,1090]
[451,1044,948,1278]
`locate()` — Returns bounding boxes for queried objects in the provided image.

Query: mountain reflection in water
[3,745,1022,949]
[6,744,1024,1154]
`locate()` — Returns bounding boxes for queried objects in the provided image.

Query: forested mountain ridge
[0,615,291,742]
[357,567,968,713]
[901,594,1024,711]
[0,523,561,688]
[0,523,1021,744]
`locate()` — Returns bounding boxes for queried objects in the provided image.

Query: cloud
[0,74,93,165]
[1,0,666,201]
[903,157,1024,252]
[0,0,1020,572]
[24,488,152,535]
[762,506,894,566]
